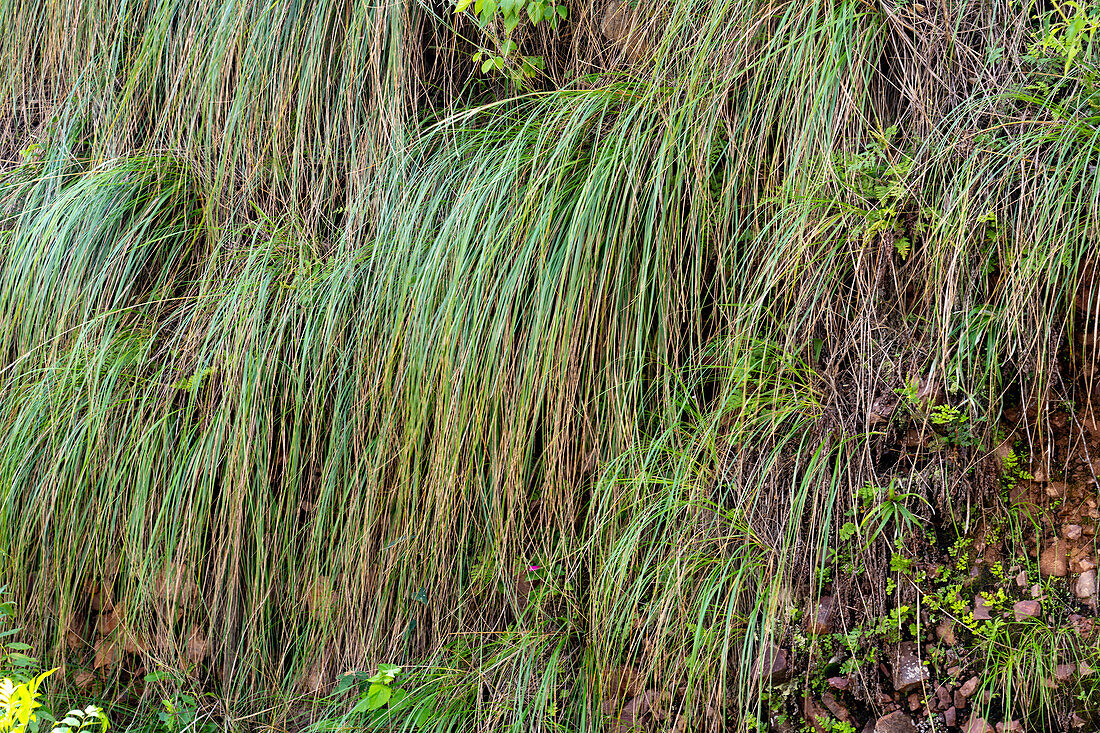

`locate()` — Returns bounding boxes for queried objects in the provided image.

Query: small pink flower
[528,565,540,572]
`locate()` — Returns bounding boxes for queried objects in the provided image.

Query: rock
[805,596,835,635]
[611,690,656,732]
[803,694,831,733]
[1040,541,1069,577]
[907,692,922,711]
[186,625,208,664]
[752,644,790,683]
[97,604,123,635]
[827,676,850,691]
[72,670,95,690]
[1069,613,1094,635]
[874,710,917,733]
[606,666,642,700]
[1063,524,1084,540]
[973,595,993,620]
[1081,660,1095,676]
[996,721,1023,733]
[1076,568,1097,600]
[892,643,929,694]
[936,619,956,645]
[822,692,851,723]
[1055,663,1076,684]
[599,1,651,60]
[92,638,121,669]
[935,684,951,709]
[1014,570,1028,588]
[1013,599,1041,621]
[121,630,146,654]
[954,689,968,709]
[963,717,995,733]
[1070,712,1088,728]
[959,676,980,698]
[944,707,957,727]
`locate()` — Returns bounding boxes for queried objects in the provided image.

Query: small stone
[1013,599,1042,621]
[1070,712,1088,728]
[973,595,993,620]
[1040,541,1069,577]
[1080,660,1095,676]
[997,721,1023,733]
[954,690,967,709]
[72,670,95,689]
[1044,480,1066,496]
[1076,569,1097,600]
[907,692,921,712]
[1081,558,1097,571]
[947,665,962,678]
[827,676,850,691]
[936,619,956,646]
[874,710,917,733]
[1014,570,1028,587]
[1070,613,1094,635]
[944,707,957,727]
[805,596,835,635]
[1055,663,1076,684]
[822,692,851,723]
[959,676,980,698]
[935,684,951,709]
[751,644,789,683]
[963,717,995,733]
[1063,524,1084,540]
[803,694,831,733]
[892,643,929,694]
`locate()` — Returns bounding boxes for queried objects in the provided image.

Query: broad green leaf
[366,683,391,710]
[456,0,473,12]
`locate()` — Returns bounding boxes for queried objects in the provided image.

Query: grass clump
[0,0,1098,731]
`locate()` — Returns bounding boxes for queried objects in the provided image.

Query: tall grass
[0,0,1097,730]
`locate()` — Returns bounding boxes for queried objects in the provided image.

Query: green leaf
[472,51,482,63]
[526,3,539,23]
[349,696,372,716]
[6,642,32,651]
[366,683,391,711]
[504,15,520,34]
[481,57,494,74]
[502,39,517,55]
[388,687,410,712]
[555,5,567,19]
[456,0,474,12]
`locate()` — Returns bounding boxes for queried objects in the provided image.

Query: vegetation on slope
[0,0,1098,731]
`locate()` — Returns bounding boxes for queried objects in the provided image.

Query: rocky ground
[748,401,1100,733]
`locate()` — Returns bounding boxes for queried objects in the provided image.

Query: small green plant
[333,664,433,726]
[455,0,567,85]
[1029,0,1100,74]
[858,480,928,546]
[0,671,54,733]
[48,705,109,733]
[143,672,214,733]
